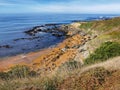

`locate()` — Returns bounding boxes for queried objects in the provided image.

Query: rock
[13,36,40,41]
[0,45,12,49]
[24,24,66,37]
[52,33,64,37]
[24,25,45,36]
[61,48,66,52]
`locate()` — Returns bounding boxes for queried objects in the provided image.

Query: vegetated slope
[57,17,120,90]
[79,17,120,57]
[58,17,120,90]
[85,41,120,65]
[80,17,120,34]
[58,67,120,90]
[82,17,120,41]
[0,56,120,90]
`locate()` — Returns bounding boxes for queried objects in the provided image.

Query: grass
[80,22,93,30]
[85,41,120,65]
[58,60,82,72]
[58,67,120,90]
[106,30,120,40]
[0,60,82,90]
[80,17,120,34]
[0,58,120,90]
[0,65,37,80]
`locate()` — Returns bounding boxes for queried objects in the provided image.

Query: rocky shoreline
[0,24,66,57]
[24,24,66,37]
[0,22,97,71]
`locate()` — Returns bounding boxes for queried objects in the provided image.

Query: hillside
[0,17,120,90]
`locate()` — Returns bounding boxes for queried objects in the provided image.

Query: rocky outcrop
[31,22,97,72]
[24,24,66,37]
[32,34,84,72]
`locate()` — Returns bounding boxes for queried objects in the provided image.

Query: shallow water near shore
[0,13,119,57]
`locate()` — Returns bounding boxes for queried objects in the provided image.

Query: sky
[0,0,120,14]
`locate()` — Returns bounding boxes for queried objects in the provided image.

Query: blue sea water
[0,13,119,41]
[0,13,119,57]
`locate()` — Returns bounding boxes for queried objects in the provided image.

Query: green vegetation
[0,65,37,80]
[85,41,120,64]
[80,17,120,32]
[44,77,58,90]
[80,22,93,30]
[106,30,120,39]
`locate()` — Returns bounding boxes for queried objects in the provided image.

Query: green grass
[106,31,120,40]
[80,22,93,30]
[85,41,120,65]
[80,17,120,33]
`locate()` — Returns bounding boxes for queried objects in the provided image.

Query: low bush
[85,41,120,64]
[44,78,57,90]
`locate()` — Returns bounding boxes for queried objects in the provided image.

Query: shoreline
[0,47,53,71]
[0,23,66,58]
[0,22,84,71]
[0,16,114,58]
[1,16,113,71]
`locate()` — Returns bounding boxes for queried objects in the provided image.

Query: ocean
[0,13,119,57]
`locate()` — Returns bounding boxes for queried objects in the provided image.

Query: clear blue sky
[0,0,120,14]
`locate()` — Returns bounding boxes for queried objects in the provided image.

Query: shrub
[85,41,120,64]
[0,72,9,80]
[0,65,37,80]
[8,65,30,78]
[44,78,56,90]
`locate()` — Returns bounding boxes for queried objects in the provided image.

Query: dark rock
[22,48,26,51]
[24,24,66,37]
[0,45,12,49]
[52,32,64,37]
[36,45,39,47]
[14,36,40,41]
